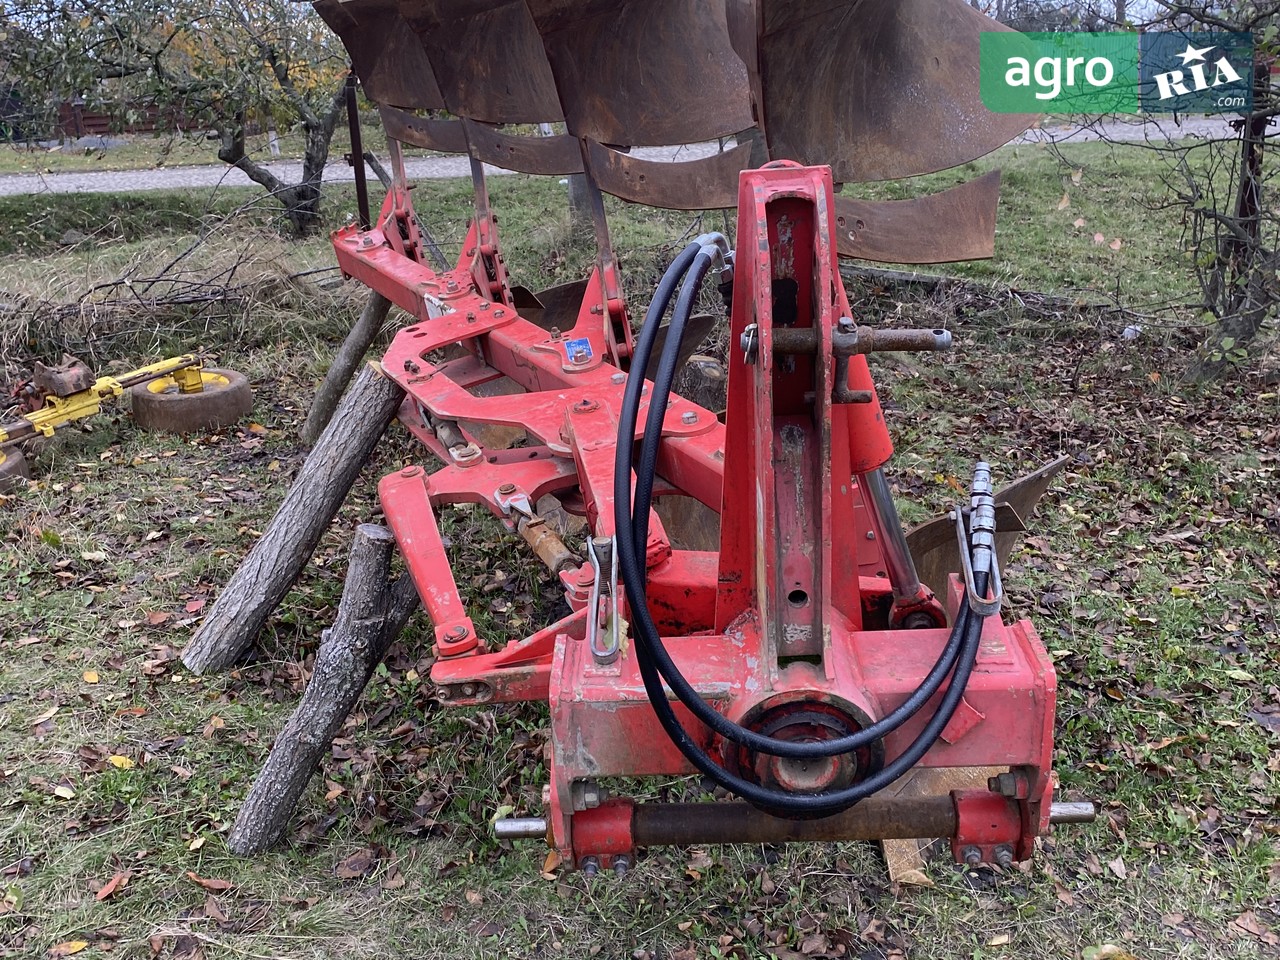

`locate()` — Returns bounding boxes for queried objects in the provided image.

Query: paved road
[0,118,1239,197]
[0,142,721,197]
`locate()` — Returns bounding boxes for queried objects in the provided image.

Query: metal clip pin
[586,536,621,664]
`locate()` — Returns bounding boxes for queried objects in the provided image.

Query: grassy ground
[1,141,1278,960]
[0,121,391,176]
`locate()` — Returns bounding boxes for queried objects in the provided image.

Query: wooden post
[301,291,394,447]
[228,524,420,854]
[181,362,405,675]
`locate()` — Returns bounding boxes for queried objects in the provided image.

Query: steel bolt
[466,312,477,323]
[572,350,590,365]
[611,372,626,385]
[590,304,603,315]
[460,683,476,697]
[681,411,697,425]
[448,625,468,640]
[580,856,600,877]
[437,686,451,701]
[498,482,517,495]
[994,844,1014,869]
[866,530,876,540]
[613,855,632,876]
[838,316,857,333]
[479,301,490,310]
[494,309,505,318]
[962,845,982,866]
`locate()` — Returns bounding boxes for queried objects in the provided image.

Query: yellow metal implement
[0,355,203,446]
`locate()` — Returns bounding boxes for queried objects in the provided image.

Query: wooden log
[228,524,421,855]
[301,291,394,447]
[181,362,406,675]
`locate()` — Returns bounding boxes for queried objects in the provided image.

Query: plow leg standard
[335,162,1083,870]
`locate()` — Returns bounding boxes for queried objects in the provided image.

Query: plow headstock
[309,0,1093,873]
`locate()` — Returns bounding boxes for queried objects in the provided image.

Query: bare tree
[1,0,350,234]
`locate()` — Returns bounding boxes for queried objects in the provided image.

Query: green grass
[1,140,1278,960]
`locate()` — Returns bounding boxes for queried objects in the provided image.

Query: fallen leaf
[987,933,1011,946]
[188,837,205,851]
[107,755,134,770]
[49,942,89,957]
[1073,217,1086,228]
[186,871,233,892]
[1082,947,1139,960]
[204,895,228,924]
[82,671,99,684]
[144,611,172,626]
[96,871,131,901]
[202,715,225,739]
[29,706,59,726]
[1231,911,1279,945]
[1093,232,1106,246]
[185,599,206,614]
[1107,856,1127,880]
[541,849,561,879]
[1247,710,1280,734]
[53,785,75,800]
[1109,237,1123,251]
[894,868,934,888]
[335,848,376,880]
[1057,192,1070,211]
[80,550,107,562]
[1071,168,1083,184]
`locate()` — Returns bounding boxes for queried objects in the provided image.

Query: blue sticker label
[565,338,593,362]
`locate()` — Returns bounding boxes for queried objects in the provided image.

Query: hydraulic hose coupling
[692,232,734,286]
[969,462,997,578]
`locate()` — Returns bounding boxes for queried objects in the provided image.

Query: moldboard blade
[836,172,1002,263]
[735,0,1036,182]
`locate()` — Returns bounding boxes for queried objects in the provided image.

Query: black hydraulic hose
[631,587,986,816]
[631,247,718,555]
[617,253,969,760]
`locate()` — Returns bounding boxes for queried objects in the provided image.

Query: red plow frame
[332,158,1085,871]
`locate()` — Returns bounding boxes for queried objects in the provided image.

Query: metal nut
[961,845,982,866]
[988,772,1019,797]
[994,844,1014,868]
[580,856,600,877]
[681,411,697,425]
[571,779,605,811]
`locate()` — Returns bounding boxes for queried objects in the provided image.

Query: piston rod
[858,467,925,605]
